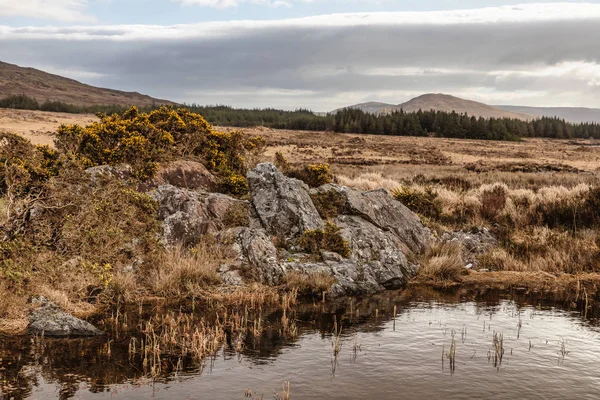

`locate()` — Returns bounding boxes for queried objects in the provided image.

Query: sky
[1,1,600,110]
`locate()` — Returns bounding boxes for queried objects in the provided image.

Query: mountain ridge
[0,61,174,107]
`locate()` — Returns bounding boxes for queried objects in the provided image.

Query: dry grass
[418,242,465,282]
[284,270,336,295]
[147,241,233,298]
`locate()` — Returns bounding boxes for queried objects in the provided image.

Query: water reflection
[2,286,600,399]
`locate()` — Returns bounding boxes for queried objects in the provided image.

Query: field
[2,107,600,291]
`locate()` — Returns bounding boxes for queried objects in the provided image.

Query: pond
[2,287,600,399]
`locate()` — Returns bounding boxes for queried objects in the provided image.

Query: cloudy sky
[1,1,600,110]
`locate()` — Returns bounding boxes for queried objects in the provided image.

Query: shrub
[55,106,264,193]
[223,202,250,228]
[480,184,508,221]
[287,163,333,188]
[392,186,442,220]
[0,132,62,196]
[299,222,351,258]
[310,189,347,220]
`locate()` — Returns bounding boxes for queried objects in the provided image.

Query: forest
[2,94,600,140]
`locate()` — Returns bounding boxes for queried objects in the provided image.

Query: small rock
[29,297,104,337]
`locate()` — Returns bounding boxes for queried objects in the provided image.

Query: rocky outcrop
[150,185,248,246]
[242,164,431,296]
[86,164,132,185]
[311,184,430,253]
[151,160,218,191]
[29,297,104,337]
[218,227,285,286]
[247,163,324,240]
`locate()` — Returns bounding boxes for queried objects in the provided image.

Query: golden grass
[417,242,465,282]
[284,270,336,295]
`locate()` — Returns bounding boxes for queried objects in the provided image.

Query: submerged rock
[28,297,103,337]
[247,163,324,240]
[150,185,248,246]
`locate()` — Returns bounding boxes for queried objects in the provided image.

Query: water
[3,287,600,399]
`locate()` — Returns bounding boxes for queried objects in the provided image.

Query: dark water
[3,287,600,399]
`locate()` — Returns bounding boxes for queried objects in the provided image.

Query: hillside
[336,93,533,120]
[495,105,600,124]
[0,61,174,107]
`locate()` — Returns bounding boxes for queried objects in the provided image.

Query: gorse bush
[274,152,334,188]
[0,132,62,196]
[392,186,443,220]
[310,189,347,220]
[56,106,264,192]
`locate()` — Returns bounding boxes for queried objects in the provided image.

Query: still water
[2,287,600,399]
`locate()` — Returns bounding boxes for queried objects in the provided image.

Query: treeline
[2,94,600,140]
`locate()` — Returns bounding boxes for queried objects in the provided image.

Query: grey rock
[247,163,324,240]
[440,228,497,267]
[312,184,431,253]
[218,227,286,286]
[29,297,103,337]
[145,160,218,192]
[150,185,248,246]
[85,164,132,185]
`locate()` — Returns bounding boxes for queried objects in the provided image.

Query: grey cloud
[2,15,600,109]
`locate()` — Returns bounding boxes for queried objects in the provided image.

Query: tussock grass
[418,242,465,282]
[284,270,336,295]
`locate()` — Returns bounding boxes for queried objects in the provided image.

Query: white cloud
[2,3,600,109]
[0,0,93,22]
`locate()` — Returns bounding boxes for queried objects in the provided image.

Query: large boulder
[150,185,248,246]
[233,165,432,297]
[312,184,430,253]
[151,160,218,191]
[218,227,285,286]
[247,163,324,240]
[29,297,104,337]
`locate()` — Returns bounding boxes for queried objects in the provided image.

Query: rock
[150,185,248,246]
[150,160,218,191]
[312,184,430,253]
[218,227,285,286]
[29,297,104,337]
[247,163,324,240]
[85,165,132,185]
[440,228,497,267]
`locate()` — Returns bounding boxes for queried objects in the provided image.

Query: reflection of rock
[440,228,497,267]
[28,297,104,337]
[247,163,324,240]
[150,185,248,246]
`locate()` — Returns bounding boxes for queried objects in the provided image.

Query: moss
[299,222,351,258]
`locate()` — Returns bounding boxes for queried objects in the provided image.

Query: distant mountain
[0,61,174,107]
[335,93,533,120]
[495,105,600,124]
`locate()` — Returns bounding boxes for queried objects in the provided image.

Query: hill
[0,61,174,107]
[495,105,600,124]
[335,93,533,120]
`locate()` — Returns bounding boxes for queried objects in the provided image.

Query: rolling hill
[495,105,600,124]
[0,61,174,107]
[335,94,533,120]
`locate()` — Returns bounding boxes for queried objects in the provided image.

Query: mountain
[0,61,174,107]
[495,105,600,124]
[335,93,533,120]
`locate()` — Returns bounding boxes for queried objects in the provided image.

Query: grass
[418,242,465,282]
